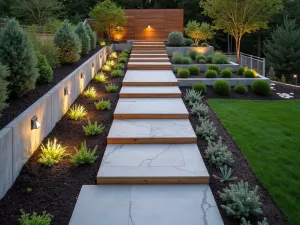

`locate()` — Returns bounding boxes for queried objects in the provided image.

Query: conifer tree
[85,24,97,50]
[75,22,91,55]
[0,63,9,116]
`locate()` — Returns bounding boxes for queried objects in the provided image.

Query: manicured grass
[208,99,300,225]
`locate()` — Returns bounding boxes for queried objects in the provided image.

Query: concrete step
[129,58,169,62]
[123,70,178,86]
[132,45,165,50]
[120,86,181,98]
[130,53,168,58]
[107,119,197,144]
[69,185,224,225]
[134,41,165,44]
[128,62,172,70]
[97,144,209,184]
[114,98,189,119]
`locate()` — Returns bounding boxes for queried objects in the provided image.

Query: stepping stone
[131,53,168,58]
[123,70,178,86]
[97,144,209,184]
[107,119,197,144]
[130,57,170,62]
[114,98,189,119]
[69,185,224,225]
[120,86,181,98]
[128,62,172,70]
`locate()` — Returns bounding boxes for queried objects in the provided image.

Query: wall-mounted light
[117,26,120,29]
[147,25,151,28]
[64,86,71,96]
[81,73,86,79]
[92,62,94,68]
[31,116,41,130]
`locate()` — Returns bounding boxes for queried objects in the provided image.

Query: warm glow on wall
[147,25,151,28]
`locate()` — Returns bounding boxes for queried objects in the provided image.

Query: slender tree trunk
[257,35,261,57]
[235,36,242,63]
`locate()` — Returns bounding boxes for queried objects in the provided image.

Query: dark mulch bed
[0,66,124,225]
[181,87,293,225]
[0,46,103,129]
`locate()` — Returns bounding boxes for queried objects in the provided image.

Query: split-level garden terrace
[0,0,300,225]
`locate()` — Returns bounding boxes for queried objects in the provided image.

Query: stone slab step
[128,62,172,70]
[123,70,178,86]
[131,50,167,54]
[131,53,168,58]
[119,86,181,98]
[97,144,209,184]
[107,119,197,144]
[132,45,165,50]
[69,185,224,225]
[129,58,170,62]
[114,98,188,119]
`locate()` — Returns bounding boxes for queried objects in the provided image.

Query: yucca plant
[109,52,118,59]
[83,86,97,99]
[111,69,124,78]
[94,98,111,110]
[102,65,111,72]
[68,104,87,120]
[71,141,98,166]
[105,83,119,93]
[82,120,105,136]
[213,165,237,183]
[38,139,67,167]
[94,72,107,83]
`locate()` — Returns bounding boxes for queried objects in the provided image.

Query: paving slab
[123,70,178,86]
[107,119,197,144]
[69,185,224,225]
[119,86,181,98]
[97,144,209,184]
[114,98,188,119]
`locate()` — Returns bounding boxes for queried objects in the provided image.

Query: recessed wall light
[147,25,151,28]
[31,116,41,130]
[92,62,94,68]
[81,73,86,79]
[64,86,71,96]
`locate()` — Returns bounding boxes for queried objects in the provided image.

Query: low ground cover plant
[105,83,119,92]
[19,210,52,225]
[184,89,203,106]
[71,141,98,166]
[94,98,111,110]
[68,104,87,120]
[94,72,107,83]
[38,139,67,167]
[191,102,208,117]
[83,120,105,136]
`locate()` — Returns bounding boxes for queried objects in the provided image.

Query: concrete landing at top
[69,185,224,225]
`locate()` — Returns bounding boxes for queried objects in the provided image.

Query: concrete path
[69,41,224,225]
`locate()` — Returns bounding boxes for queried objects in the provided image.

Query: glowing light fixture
[294,74,297,85]
[81,73,86,79]
[64,86,71,96]
[31,116,41,130]
[147,25,151,28]
[117,26,120,29]
[92,62,95,68]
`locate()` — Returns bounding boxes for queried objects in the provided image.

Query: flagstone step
[69,185,224,225]
[97,144,209,184]
[128,62,172,70]
[107,119,197,144]
[114,98,188,119]
[129,57,170,62]
[130,53,168,58]
[123,70,178,86]
[119,86,181,98]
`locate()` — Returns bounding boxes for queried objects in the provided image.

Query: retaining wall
[0,46,109,199]
[172,62,239,72]
[166,46,214,57]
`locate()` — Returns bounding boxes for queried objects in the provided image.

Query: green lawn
[208,99,300,225]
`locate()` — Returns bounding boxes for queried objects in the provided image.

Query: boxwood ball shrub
[75,22,91,55]
[212,52,229,64]
[192,83,207,93]
[208,64,219,73]
[0,63,9,116]
[0,19,38,97]
[191,43,198,47]
[206,55,213,63]
[214,80,231,95]
[201,43,209,47]
[85,24,96,49]
[54,20,81,64]
[188,50,198,60]
[168,31,184,46]
[237,67,245,75]
[251,80,270,96]
[181,56,192,64]
[243,69,256,78]
[178,69,190,78]
[220,68,232,78]
[188,66,200,75]
[205,69,218,78]
[184,38,194,46]
[196,55,207,63]
[36,52,53,84]
[234,84,248,94]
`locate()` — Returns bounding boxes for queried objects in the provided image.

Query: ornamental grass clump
[94,72,107,83]
[83,86,97,99]
[83,120,105,136]
[102,65,111,72]
[105,83,119,93]
[205,137,234,168]
[106,60,116,68]
[71,141,98,166]
[94,99,111,110]
[115,63,124,70]
[19,210,53,225]
[191,102,208,118]
[184,89,203,106]
[111,69,124,78]
[196,117,217,141]
[38,139,67,167]
[219,181,263,218]
[68,104,87,120]
[109,52,118,59]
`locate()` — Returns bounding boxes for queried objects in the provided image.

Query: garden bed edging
[0,46,110,199]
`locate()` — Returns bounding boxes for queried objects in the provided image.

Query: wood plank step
[132,45,166,50]
[123,70,178,86]
[114,98,188,119]
[131,50,167,54]
[119,86,181,98]
[107,119,197,144]
[128,62,172,70]
[97,144,209,184]
[129,58,169,62]
[69,185,224,225]
[130,53,168,58]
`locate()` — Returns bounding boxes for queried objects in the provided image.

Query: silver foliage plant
[205,136,234,168]
[196,117,217,141]
[219,181,263,218]
[213,165,237,182]
[191,102,209,117]
[241,217,269,225]
[184,89,203,106]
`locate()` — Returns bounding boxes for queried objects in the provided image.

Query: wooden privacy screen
[113,9,184,41]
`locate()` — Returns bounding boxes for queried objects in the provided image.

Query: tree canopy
[185,21,215,44]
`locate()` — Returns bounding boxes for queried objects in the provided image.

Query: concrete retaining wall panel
[166,46,214,57]
[172,63,239,72]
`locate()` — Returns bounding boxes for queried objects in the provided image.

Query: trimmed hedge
[251,80,270,96]
[188,66,200,75]
[214,80,231,95]
[192,83,207,93]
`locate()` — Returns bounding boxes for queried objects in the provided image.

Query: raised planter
[177,74,270,87]
[172,62,239,72]
[166,46,214,57]
[0,46,109,199]
[112,43,131,51]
